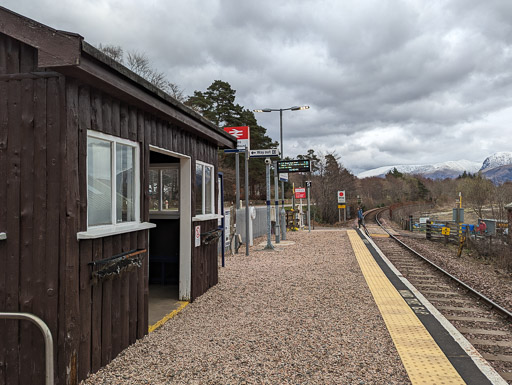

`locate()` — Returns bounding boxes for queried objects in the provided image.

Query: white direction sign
[279,173,289,182]
[337,190,346,203]
[249,148,280,158]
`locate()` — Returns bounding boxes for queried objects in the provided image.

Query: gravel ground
[380,215,512,311]
[82,230,410,385]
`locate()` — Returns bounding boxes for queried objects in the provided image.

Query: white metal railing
[0,312,54,385]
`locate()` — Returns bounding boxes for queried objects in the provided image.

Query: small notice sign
[295,187,306,199]
[441,227,450,236]
[338,204,346,209]
[195,225,201,247]
[337,190,346,203]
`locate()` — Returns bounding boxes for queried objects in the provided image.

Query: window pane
[162,168,179,211]
[149,169,160,211]
[205,166,212,214]
[116,143,135,223]
[88,137,112,226]
[195,164,203,215]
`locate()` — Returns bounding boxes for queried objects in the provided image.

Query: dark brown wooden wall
[191,220,220,300]
[0,31,221,385]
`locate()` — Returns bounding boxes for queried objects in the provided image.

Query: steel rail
[366,208,512,320]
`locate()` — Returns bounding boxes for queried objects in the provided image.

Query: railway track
[363,208,512,383]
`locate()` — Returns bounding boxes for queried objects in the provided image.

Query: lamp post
[254,106,310,241]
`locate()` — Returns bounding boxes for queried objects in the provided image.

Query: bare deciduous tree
[98,44,185,102]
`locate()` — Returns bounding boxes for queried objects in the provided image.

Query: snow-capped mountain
[358,160,481,179]
[480,152,512,172]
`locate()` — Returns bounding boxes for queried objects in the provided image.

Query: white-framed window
[86,130,140,228]
[149,165,180,214]
[195,161,214,216]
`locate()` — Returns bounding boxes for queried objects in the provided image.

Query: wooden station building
[0,6,236,385]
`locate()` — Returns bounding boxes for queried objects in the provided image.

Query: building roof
[0,5,236,148]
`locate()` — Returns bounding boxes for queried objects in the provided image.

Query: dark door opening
[148,151,182,326]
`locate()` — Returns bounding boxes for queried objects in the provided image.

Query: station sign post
[223,126,250,255]
[306,181,312,232]
[337,190,346,223]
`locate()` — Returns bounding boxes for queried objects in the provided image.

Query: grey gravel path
[82,229,410,385]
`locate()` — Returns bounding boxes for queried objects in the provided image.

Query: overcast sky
[4,0,512,174]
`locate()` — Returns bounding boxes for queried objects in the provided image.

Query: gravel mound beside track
[380,216,512,311]
[82,230,410,385]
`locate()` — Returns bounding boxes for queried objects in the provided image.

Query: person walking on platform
[357,207,364,228]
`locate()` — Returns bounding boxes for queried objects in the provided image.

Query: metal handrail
[0,312,54,385]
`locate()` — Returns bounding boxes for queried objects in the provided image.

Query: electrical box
[452,208,464,223]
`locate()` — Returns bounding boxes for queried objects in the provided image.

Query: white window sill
[192,214,223,222]
[0,232,6,240]
[77,222,156,240]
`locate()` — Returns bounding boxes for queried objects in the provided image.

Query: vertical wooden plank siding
[128,232,138,344]
[90,90,102,132]
[90,240,103,373]
[63,78,81,383]
[0,79,8,385]
[111,99,120,136]
[78,240,92,380]
[31,78,47,385]
[45,76,62,384]
[19,77,35,385]
[110,235,122,360]
[101,95,111,136]
[100,238,113,366]
[120,233,131,349]
[5,78,21,385]
[77,84,92,380]
[78,86,91,231]
[0,36,6,385]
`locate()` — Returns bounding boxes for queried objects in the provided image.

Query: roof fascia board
[58,56,235,148]
[81,42,233,140]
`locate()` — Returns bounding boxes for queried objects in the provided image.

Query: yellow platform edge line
[347,230,466,385]
[148,301,189,333]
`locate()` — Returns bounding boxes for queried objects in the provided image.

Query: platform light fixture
[253,105,310,241]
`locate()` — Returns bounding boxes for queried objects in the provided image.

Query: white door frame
[149,145,191,301]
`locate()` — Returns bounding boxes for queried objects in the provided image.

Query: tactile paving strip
[347,230,466,385]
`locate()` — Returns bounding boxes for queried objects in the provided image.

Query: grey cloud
[3,0,512,173]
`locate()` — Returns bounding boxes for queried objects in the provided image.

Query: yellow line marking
[148,301,189,333]
[347,230,465,385]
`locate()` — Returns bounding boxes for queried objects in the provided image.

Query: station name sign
[277,159,311,173]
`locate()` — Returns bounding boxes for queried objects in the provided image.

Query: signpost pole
[307,181,311,233]
[339,208,341,223]
[344,206,346,222]
[235,152,240,209]
[265,159,273,249]
[281,187,286,240]
[274,161,280,243]
[245,148,250,256]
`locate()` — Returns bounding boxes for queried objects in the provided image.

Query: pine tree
[186,80,278,200]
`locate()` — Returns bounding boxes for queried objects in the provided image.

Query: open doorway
[148,146,191,327]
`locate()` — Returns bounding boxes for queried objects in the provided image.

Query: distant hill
[358,152,512,183]
[482,164,512,184]
[357,160,481,179]
[480,152,512,172]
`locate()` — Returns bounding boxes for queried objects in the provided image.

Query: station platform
[82,229,507,384]
[349,229,505,385]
